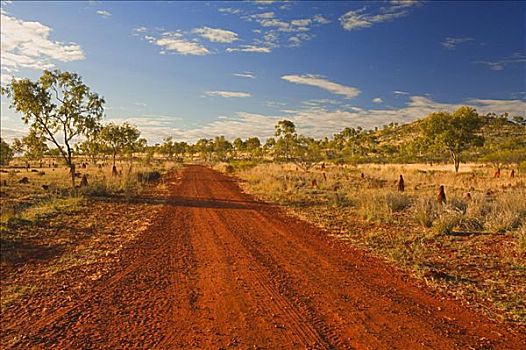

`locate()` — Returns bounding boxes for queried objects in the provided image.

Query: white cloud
[226,45,272,53]
[288,33,312,47]
[252,0,280,4]
[120,96,526,143]
[340,8,408,31]
[218,8,242,15]
[234,71,256,79]
[205,90,251,98]
[440,37,473,49]
[474,53,526,71]
[313,14,330,24]
[154,33,210,55]
[242,11,329,50]
[192,26,239,43]
[372,97,383,103]
[7,94,515,145]
[96,10,112,18]
[281,74,361,99]
[340,2,420,31]
[291,19,312,27]
[250,11,275,19]
[389,0,420,9]
[288,36,301,46]
[0,11,85,72]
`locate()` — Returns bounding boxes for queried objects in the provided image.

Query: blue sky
[1,0,525,143]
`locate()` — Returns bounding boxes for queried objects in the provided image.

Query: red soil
[2,165,524,349]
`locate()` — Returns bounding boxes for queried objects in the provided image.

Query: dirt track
[3,165,525,349]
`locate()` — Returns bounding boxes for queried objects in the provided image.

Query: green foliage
[10,138,24,155]
[421,106,484,172]
[1,70,104,186]
[482,149,526,166]
[195,138,213,162]
[274,120,297,161]
[158,136,187,161]
[233,137,245,153]
[21,129,49,160]
[0,138,14,165]
[293,136,324,171]
[100,122,143,166]
[77,124,103,163]
[245,137,262,158]
[213,135,232,161]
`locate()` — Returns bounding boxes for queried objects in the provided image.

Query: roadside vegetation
[235,163,525,323]
[1,69,525,324]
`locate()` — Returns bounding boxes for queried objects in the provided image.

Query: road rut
[6,165,525,349]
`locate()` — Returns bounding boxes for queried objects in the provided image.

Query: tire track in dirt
[3,165,525,349]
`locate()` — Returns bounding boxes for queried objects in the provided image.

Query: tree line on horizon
[1,70,525,182]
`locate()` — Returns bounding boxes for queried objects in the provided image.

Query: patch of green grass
[20,197,85,222]
[1,284,36,310]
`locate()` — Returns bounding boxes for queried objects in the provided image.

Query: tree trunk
[70,163,76,187]
[454,159,460,173]
[450,150,460,173]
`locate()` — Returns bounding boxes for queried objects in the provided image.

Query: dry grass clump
[356,192,412,222]
[414,197,437,228]
[483,192,525,233]
[238,162,525,235]
[0,159,175,230]
[237,162,526,324]
[385,192,412,212]
[517,223,526,256]
[357,191,389,222]
[432,212,463,235]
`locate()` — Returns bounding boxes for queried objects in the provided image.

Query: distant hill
[357,114,526,165]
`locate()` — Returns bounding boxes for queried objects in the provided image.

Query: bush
[84,181,110,197]
[481,192,525,233]
[385,192,412,213]
[357,192,389,222]
[136,171,161,183]
[433,212,462,235]
[414,198,436,228]
[449,197,467,214]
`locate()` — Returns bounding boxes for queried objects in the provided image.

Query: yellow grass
[236,162,526,324]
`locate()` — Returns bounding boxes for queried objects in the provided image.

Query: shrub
[449,197,467,214]
[385,192,412,213]
[414,198,436,228]
[433,212,462,235]
[84,181,110,197]
[136,171,161,183]
[357,192,389,222]
[483,192,525,233]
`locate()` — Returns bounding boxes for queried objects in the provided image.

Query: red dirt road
[4,165,525,349]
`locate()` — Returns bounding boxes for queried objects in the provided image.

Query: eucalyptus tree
[0,138,14,166]
[1,70,104,186]
[421,106,484,173]
[274,120,297,161]
[100,122,142,169]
